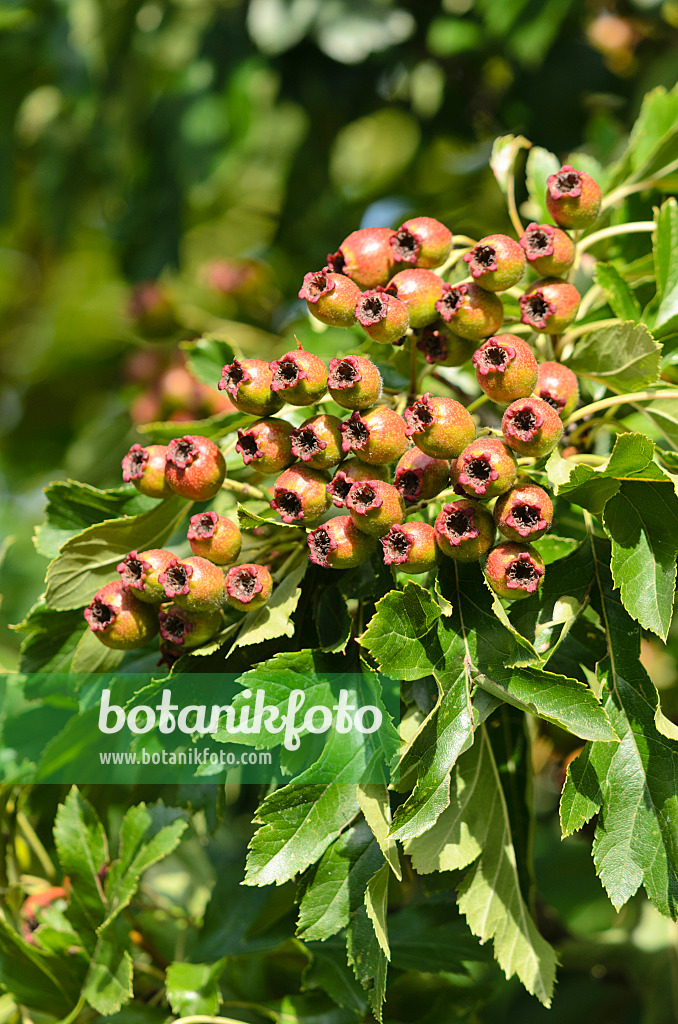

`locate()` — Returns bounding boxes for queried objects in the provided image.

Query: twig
[222,478,267,501]
[563,389,678,428]
[577,221,655,253]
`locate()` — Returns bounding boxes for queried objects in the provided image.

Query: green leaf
[296,821,384,941]
[83,938,133,1016]
[53,788,107,935]
[560,740,615,838]
[71,627,124,673]
[165,960,226,1017]
[14,602,86,673]
[625,82,678,182]
[356,784,401,879]
[100,803,188,932]
[566,322,661,394]
[546,432,656,513]
[237,503,301,530]
[654,197,678,337]
[637,393,678,448]
[0,919,77,1016]
[603,479,678,639]
[181,334,235,387]
[302,943,368,1014]
[594,262,641,321]
[315,585,352,653]
[45,494,189,610]
[235,560,306,648]
[490,134,530,200]
[34,481,156,560]
[359,581,443,682]
[365,864,390,960]
[138,410,253,443]
[346,904,388,1024]
[525,145,559,222]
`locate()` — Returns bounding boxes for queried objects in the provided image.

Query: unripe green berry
[386,269,444,327]
[236,418,294,475]
[535,361,579,418]
[187,511,242,565]
[122,444,173,499]
[390,217,453,269]
[434,500,495,562]
[328,355,383,410]
[456,438,518,499]
[218,357,283,416]
[381,521,437,574]
[463,234,526,292]
[307,515,377,569]
[327,459,389,507]
[346,480,405,537]
[340,406,408,465]
[299,269,362,327]
[355,289,409,345]
[84,581,158,649]
[520,278,580,334]
[225,563,273,612]
[484,542,545,600]
[269,347,327,406]
[327,227,395,289]
[416,323,475,366]
[158,555,225,612]
[394,448,449,504]
[271,464,330,523]
[494,484,553,543]
[502,396,564,458]
[116,548,175,604]
[158,604,222,649]
[291,414,343,470]
[519,223,575,277]
[435,282,503,341]
[472,334,538,405]
[546,165,601,229]
[405,393,476,460]
[165,435,226,501]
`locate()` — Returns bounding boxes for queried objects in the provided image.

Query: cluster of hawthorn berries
[84,163,599,655]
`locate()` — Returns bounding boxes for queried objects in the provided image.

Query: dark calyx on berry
[275,491,303,518]
[326,249,346,275]
[506,553,543,592]
[540,392,563,412]
[328,473,352,503]
[396,471,422,500]
[159,610,193,644]
[467,244,497,275]
[161,561,192,596]
[476,342,512,373]
[464,457,494,487]
[436,285,466,319]
[167,437,197,468]
[509,505,544,533]
[550,167,582,198]
[356,292,387,324]
[85,599,115,631]
[381,526,411,562]
[509,406,542,440]
[229,567,262,601]
[349,483,382,513]
[302,271,332,299]
[329,358,360,388]
[522,225,554,258]
[271,357,302,389]
[308,527,333,564]
[406,398,433,433]
[293,427,325,458]
[520,291,555,329]
[237,434,260,459]
[219,360,249,395]
[341,413,369,450]
[442,507,477,542]
[122,444,147,480]
[118,552,150,590]
[391,227,420,263]
[417,328,446,362]
[190,512,217,539]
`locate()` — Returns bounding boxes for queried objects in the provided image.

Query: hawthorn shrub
[4,84,678,1020]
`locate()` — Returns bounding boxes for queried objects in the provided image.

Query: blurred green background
[2,2,678,1021]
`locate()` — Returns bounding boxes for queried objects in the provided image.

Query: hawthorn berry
[328,355,382,410]
[158,604,223,649]
[456,438,518,499]
[435,282,503,341]
[463,234,526,292]
[502,396,564,457]
[484,542,545,600]
[394,448,449,504]
[519,223,575,277]
[535,361,579,418]
[291,414,343,470]
[473,335,539,405]
[434,500,495,561]
[307,515,377,569]
[299,269,362,327]
[235,418,294,475]
[519,278,580,334]
[165,435,226,501]
[327,459,389,507]
[416,323,475,366]
[546,165,602,229]
[355,289,410,345]
[218,357,283,416]
[381,521,437,574]
[386,269,444,328]
[494,484,554,543]
[121,444,173,499]
[116,548,175,604]
[340,406,408,465]
[390,216,453,269]
[346,480,405,537]
[84,581,158,650]
[158,555,225,612]
[269,347,327,406]
[327,227,395,289]
[270,464,331,523]
[187,511,242,565]
[225,563,273,612]
[405,393,476,460]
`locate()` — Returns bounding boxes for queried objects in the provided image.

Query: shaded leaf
[567,322,660,394]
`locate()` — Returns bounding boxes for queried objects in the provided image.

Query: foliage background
[1,0,678,1020]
